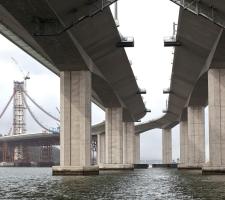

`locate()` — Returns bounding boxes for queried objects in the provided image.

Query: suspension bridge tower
[0,71,59,165]
[13,81,26,135]
[13,76,30,165]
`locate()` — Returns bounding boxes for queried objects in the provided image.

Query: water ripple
[0,168,225,199]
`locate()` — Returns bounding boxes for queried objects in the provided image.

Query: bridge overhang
[136,7,222,133]
[0,0,146,122]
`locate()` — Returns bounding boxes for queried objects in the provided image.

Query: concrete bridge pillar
[105,108,123,165]
[187,106,205,169]
[162,129,172,164]
[203,69,225,174]
[178,120,189,168]
[99,108,133,170]
[123,122,135,164]
[2,143,13,163]
[52,71,99,175]
[134,133,140,164]
[97,133,105,165]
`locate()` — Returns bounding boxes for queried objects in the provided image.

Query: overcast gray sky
[117,0,180,161]
[0,0,209,161]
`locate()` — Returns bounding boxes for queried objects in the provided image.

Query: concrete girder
[125,28,225,134]
[68,7,146,121]
[187,29,225,108]
[0,120,106,146]
[0,4,105,109]
[0,133,60,146]
[188,74,208,107]
[134,8,222,133]
[0,1,145,122]
[93,7,225,133]
[0,5,57,73]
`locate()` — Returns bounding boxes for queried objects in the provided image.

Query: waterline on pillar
[99,163,134,170]
[202,165,225,175]
[177,164,202,170]
[52,165,99,176]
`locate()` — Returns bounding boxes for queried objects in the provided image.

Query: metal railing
[170,0,225,29]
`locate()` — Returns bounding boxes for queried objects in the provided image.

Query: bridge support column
[203,69,225,174]
[52,71,99,175]
[2,143,13,163]
[134,133,140,164]
[162,129,172,164]
[178,120,189,169]
[39,145,53,167]
[99,108,133,170]
[187,106,205,169]
[14,144,30,166]
[123,122,135,165]
[97,133,105,165]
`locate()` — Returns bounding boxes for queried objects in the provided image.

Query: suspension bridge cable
[23,91,59,122]
[0,92,15,120]
[22,93,54,133]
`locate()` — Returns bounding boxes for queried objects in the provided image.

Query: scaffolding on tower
[0,68,60,165]
[13,81,26,135]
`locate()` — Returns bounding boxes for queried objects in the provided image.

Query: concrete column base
[134,164,149,169]
[202,166,225,175]
[52,165,99,176]
[99,164,134,170]
[177,163,189,169]
[152,163,177,168]
[177,164,202,170]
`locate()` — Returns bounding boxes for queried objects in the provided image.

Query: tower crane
[0,57,59,135]
[11,57,30,82]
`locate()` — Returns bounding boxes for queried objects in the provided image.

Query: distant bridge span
[0,133,60,146]
[0,122,103,146]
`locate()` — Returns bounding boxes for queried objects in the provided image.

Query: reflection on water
[0,167,225,199]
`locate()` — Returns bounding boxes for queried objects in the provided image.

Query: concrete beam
[0,3,146,122]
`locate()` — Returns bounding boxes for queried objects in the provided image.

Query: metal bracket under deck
[170,0,225,29]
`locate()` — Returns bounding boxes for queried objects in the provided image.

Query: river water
[0,167,225,200]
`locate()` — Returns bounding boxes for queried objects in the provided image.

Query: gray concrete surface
[162,129,172,164]
[187,106,205,169]
[53,71,99,175]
